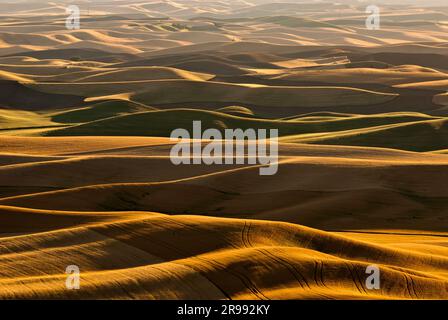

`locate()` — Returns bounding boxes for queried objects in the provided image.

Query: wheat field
[0,0,448,300]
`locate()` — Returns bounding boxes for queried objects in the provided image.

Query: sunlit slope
[0,213,446,299]
[2,149,448,232]
[0,109,58,129]
[0,155,244,198]
[284,118,448,152]
[50,100,156,124]
[0,100,155,130]
[41,109,433,137]
[2,108,437,140]
[268,66,448,86]
[1,136,439,159]
[26,80,397,108]
[2,0,448,301]
[0,136,176,155]
[73,67,214,82]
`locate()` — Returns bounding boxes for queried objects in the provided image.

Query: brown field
[0,0,448,300]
